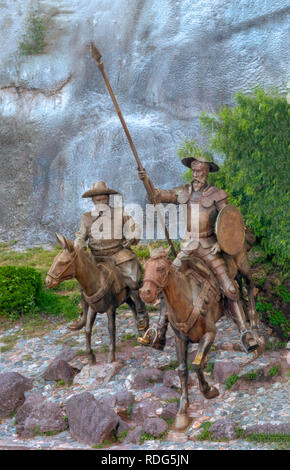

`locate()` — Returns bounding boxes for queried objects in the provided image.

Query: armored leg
[226,298,259,352]
[202,251,258,352]
[138,293,169,350]
[203,253,238,300]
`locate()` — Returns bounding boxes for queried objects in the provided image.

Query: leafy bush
[179,87,290,266]
[19,13,48,55]
[0,265,80,320]
[0,266,42,317]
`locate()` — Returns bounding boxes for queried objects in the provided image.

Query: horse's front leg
[174,334,190,430]
[107,307,116,363]
[85,306,97,365]
[192,331,219,399]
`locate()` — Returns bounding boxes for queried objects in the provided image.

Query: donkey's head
[45,233,76,289]
[139,247,171,304]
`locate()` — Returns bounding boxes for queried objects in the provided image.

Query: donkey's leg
[192,331,219,399]
[126,295,138,327]
[85,307,97,365]
[174,334,190,430]
[107,307,116,363]
[68,289,89,330]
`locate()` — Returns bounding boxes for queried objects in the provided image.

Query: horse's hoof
[68,317,86,331]
[174,413,189,431]
[204,386,219,399]
[68,323,85,331]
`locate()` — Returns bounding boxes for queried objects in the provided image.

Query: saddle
[172,257,220,334]
[82,259,126,307]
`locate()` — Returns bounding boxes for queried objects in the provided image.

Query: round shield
[215,205,245,255]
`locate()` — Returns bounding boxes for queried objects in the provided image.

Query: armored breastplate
[187,189,218,237]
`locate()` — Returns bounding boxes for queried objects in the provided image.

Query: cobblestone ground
[0,309,289,450]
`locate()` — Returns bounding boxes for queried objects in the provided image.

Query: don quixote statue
[137,153,263,429]
[45,45,263,431]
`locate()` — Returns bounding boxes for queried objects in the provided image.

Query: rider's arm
[214,189,229,212]
[74,214,89,250]
[122,214,141,247]
[138,168,178,204]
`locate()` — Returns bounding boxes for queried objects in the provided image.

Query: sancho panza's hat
[82,181,119,198]
[181,155,219,173]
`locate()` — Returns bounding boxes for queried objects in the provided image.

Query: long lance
[91,43,177,257]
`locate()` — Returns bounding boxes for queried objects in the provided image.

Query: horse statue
[45,233,141,364]
[139,247,261,430]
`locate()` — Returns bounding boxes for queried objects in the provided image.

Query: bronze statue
[70,181,149,334]
[46,233,146,364]
[138,155,261,353]
[140,246,255,429]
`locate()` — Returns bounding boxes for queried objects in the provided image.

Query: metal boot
[131,289,149,333]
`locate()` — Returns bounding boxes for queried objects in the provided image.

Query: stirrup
[137,326,158,346]
[240,329,252,353]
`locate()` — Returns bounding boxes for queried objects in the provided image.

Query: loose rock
[65,392,119,445]
[143,417,168,437]
[132,368,163,389]
[42,359,78,383]
[213,361,240,383]
[21,401,68,437]
[0,372,33,418]
[210,418,237,440]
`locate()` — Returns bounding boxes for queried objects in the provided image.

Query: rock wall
[0,0,289,245]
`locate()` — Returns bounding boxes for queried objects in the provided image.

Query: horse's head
[140,247,171,304]
[45,233,77,289]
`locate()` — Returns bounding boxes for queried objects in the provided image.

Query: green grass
[268,365,279,377]
[205,362,214,375]
[198,422,213,440]
[161,360,179,372]
[118,430,129,443]
[244,371,258,381]
[225,373,239,390]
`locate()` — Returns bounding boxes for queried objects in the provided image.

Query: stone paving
[0,309,289,450]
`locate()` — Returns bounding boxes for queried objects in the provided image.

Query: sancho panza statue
[71,181,149,333]
[138,154,259,353]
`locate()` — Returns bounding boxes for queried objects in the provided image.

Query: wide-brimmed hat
[181,155,219,172]
[82,181,119,198]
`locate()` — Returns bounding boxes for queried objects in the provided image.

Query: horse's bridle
[143,256,171,293]
[46,251,77,283]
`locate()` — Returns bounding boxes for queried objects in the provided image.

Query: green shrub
[19,13,48,55]
[179,87,290,267]
[0,266,42,317]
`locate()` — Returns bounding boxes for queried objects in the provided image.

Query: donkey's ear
[55,232,66,248]
[64,237,74,253]
[148,245,153,256]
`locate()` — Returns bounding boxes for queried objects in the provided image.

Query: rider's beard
[192,179,206,192]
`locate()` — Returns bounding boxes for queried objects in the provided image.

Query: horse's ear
[55,232,66,248]
[165,247,171,255]
[148,245,153,257]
